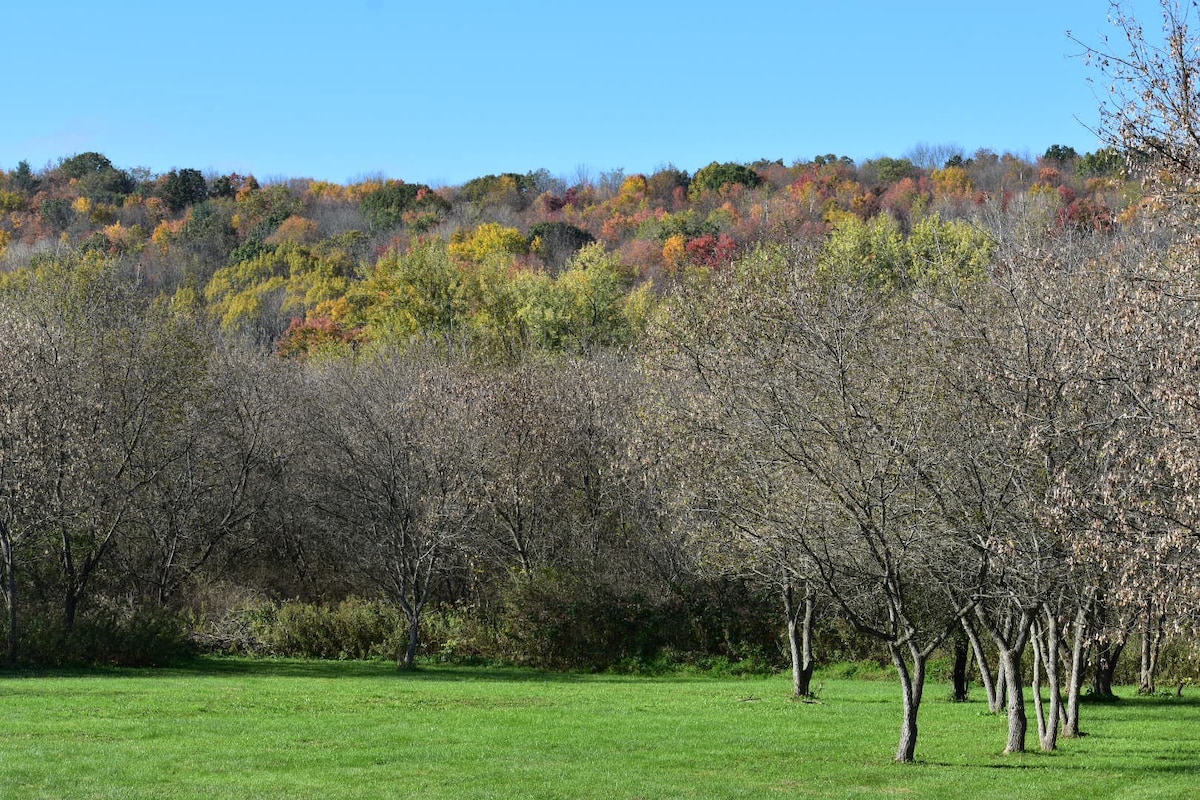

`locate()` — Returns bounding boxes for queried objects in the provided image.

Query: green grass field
[1,657,1197,799]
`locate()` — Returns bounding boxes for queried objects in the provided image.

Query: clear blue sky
[1,0,1162,187]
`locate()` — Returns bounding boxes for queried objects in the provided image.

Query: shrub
[193,598,404,661]
[6,602,193,667]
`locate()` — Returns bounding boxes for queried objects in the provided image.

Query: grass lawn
[1,657,1197,799]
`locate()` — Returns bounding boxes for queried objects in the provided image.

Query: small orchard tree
[648,243,983,762]
[299,350,481,668]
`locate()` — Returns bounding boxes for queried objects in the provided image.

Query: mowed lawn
[1,658,1197,799]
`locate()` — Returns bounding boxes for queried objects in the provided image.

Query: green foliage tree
[8,160,38,195]
[360,181,449,230]
[355,238,469,345]
[819,213,991,291]
[1043,144,1079,164]
[59,151,135,204]
[518,243,645,351]
[458,172,538,210]
[161,168,209,213]
[205,241,357,342]
[1076,147,1125,178]
[864,156,919,185]
[689,162,762,198]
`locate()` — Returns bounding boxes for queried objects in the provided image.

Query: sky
[1,0,1166,187]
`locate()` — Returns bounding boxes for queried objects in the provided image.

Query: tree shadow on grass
[0,655,780,685]
[0,656,586,683]
[175,657,583,683]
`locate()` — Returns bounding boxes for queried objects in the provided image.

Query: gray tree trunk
[783,579,815,698]
[399,616,420,669]
[1138,604,1166,695]
[1063,602,1089,738]
[999,645,1028,754]
[2,537,16,666]
[890,642,926,764]
[978,605,1033,752]
[962,616,1000,712]
[1031,612,1063,752]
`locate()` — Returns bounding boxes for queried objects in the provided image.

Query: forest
[4,3,1200,765]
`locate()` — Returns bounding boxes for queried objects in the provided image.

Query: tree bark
[962,616,1001,712]
[952,634,970,702]
[1030,611,1063,752]
[783,578,816,698]
[2,535,16,666]
[1091,597,1131,698]
[1138,603,1167,695]
[890,642,926,764]
[978,604,1033,753]
[999,644,1028,754]
[1063,601,1090,738]
[399,615,420,669]
[994,652,1007,714]
[64,587,79,636]
[1092,644,1120,697]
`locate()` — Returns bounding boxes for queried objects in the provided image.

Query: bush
[490,571,784,673]
[6,602,193,667]
[194,598,404,661]
[420,604,499,665]
[260,598,403,660]
[494,569,646,670]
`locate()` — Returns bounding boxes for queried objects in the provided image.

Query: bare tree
[118,343,293,606]
[1075,1,1200,200]
[649,243,983,762]
[299,350,481,668]
[0,309,60,663]
[0,255,208,643]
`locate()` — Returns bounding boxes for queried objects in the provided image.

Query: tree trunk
[960,618,998,710]
[1150,612,1167,692]
[890,642,926,764]
[1138,604,1166,695]
[1030,612,1063,752]
[999,644,1028,754]
[1092,632,1125,698]
[952,634,970,702]
[64,587,79,636]
[994,652,1007,714]
[399,616,420,669]
[962,616,1000,712]
[1138,603,1154,694]
[1063,601,1089,739]
[783,578,816,698]
[2,537,16,666]
[1032,630,1045,746]
[1090,596,1130,698]
[1043,614,1063,752]
[978,604,1033,753]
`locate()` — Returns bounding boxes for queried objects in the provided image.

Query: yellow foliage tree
[204,242,356,336]
[662,233,687,272]
[265,215,320,246]
[448,222,528,264]
[931,165,973,197]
